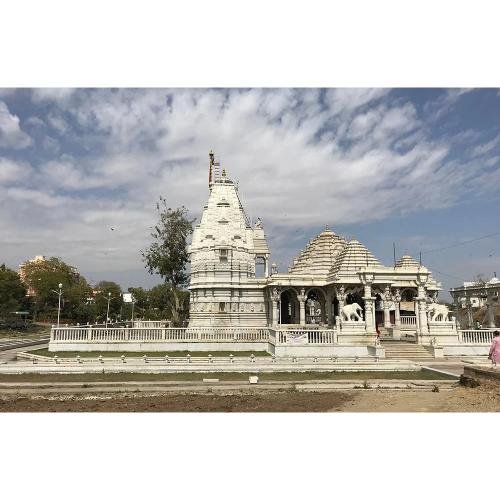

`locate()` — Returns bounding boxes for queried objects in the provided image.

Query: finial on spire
[325,224,329,230]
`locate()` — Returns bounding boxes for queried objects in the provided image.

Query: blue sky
[0,88,499,297]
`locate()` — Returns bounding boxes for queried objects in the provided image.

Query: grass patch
[0,325,50,339]
[30,348,271,358]
[0,370,456,384]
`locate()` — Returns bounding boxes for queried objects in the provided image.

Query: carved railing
[458,329,497,344]
[273,329,337,345]
[51,326,270,343]
[51,326,339,345]
[400,316,417,329]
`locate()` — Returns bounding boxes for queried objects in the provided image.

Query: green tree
[126,286,149,319]
[0,264,28,317]
[20,257,81,320]
[142,197,195,326]
[93,281,123,322]
[64,278,94,323]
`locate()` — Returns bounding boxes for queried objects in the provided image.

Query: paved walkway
[0,337,49,351]
[0,342,49,363]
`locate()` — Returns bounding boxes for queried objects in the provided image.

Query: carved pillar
[392,289,402,340]
[383,285,392,328]
[361,274,375,334]
[298,288,306,326]
[325,287,333,326]
[486,290,496,328]
[414,298,420,333]
[264,258,269,278]
[336,285,346,324]
[271,288,279,326]
[416,275,429,341]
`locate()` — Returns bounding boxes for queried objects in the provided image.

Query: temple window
[220,249,228,263]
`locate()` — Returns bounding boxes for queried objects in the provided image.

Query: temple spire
[208,150,214,187]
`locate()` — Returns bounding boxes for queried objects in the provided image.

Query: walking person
[488,331,500,368]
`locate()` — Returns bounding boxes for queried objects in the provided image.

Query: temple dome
[395,255,421,268]
[289,226,346,277]
[328,239,382,281]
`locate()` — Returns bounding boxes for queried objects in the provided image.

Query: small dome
[395,255,421,268]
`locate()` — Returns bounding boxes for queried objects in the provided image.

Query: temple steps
[382,341,434,360]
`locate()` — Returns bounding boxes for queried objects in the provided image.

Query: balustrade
[51,325,338,345]
[459,329,496,344]
[52,326,270,343]
[400,316,417,329]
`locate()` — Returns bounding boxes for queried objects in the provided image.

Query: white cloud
[31,88,76,103]
[0,101,33,149]
[6,187,69,207]
[0,157,32,183]
[470,134,500,157]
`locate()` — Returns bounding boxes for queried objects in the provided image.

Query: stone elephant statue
[341,303,363,322]
[427,303,450,322]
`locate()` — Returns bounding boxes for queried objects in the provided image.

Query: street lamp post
[106,292,112,328]
[51,283,63,327]
[131,297,136,323]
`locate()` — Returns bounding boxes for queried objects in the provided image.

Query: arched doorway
[280,289,299,324]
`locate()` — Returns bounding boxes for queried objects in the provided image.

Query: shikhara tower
[187,152,269,327]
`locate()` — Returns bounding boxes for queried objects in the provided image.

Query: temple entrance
[280,289,299,324]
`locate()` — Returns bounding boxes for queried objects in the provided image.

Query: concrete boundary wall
[274,345,369,357]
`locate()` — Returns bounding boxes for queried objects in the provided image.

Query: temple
[48,152,494,356]
[187,152,449,348]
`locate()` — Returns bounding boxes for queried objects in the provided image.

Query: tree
[0,264,28,317]
[20,257,82,320]
[142,197,195,326]
[473,274,487,285]
[125,286,149,319]
[93,281,123,322]
[63,278,94,323]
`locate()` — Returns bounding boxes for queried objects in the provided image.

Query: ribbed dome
[328,239,381,280]
[289,227,346,277]
[395,255,421,268]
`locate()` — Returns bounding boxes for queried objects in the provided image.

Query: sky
[0,88,499,298]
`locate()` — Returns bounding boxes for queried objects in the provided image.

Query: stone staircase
[382,340,434,360]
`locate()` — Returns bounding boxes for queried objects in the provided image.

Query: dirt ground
[0,383,499,412]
